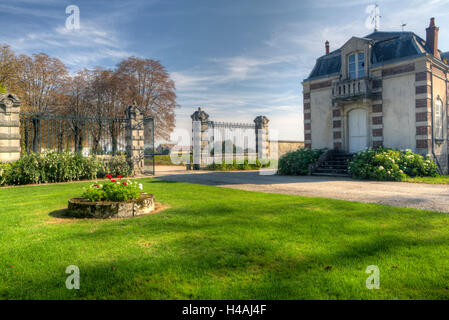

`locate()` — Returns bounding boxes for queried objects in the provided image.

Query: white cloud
[5,22,134,69]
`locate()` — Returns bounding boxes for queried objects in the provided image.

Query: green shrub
[398,149,438,177]
[0,83,6,94]
[348,148,438,181]
[0,163,11,186]
[6,153,43,185]
[38,151,104,183]
[2,152,107,186]
[82,175,142,202]
[101,156,132,177]
[277,148,325,175]
[206,159,269,171]
[81,155,104,180]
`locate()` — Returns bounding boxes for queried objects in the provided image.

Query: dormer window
[348,52,365,79]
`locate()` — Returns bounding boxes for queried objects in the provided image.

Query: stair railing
[308,149,333,175]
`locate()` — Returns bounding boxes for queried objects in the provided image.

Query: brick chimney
[426,17,440,59]
[325,41,330,55]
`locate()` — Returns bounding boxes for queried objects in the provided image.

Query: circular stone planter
[67,193,155,219]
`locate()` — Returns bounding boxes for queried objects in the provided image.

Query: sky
[1,0,449,143]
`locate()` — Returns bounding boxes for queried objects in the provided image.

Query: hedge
[0,151,132,186]
[277,148,324,175]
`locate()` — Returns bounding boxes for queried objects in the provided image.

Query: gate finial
[191,107,209,122]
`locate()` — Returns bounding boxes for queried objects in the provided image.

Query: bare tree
[89,68,125,154]
[16,53,69,152]
[64,69,92,152]
[116,57,177,140]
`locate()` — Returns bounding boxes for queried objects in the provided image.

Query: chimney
[426,17,440,59]
[325,41,330,55]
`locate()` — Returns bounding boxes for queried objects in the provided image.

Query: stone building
[302,18,449,173]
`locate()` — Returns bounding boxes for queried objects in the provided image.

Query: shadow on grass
[49,209,73,219]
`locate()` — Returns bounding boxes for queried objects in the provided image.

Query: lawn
[405,176,449,184]
[1,179,449,300]
[153,154,186,166]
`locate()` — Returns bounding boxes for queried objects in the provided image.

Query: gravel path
[155,166,449,213]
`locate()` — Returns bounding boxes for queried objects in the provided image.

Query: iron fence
[19,113,155,175]
[143,117,155,175]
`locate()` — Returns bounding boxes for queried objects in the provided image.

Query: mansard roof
[306,31,441,81]
[442,52,449,64]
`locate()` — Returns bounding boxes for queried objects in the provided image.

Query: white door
[348,109,368,153]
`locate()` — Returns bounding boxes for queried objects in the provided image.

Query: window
[348,52,365,79]
[435,99,444,140]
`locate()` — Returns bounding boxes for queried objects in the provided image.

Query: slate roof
[442,52,449,63]
[307,49,341,80]
[306,31,445,81]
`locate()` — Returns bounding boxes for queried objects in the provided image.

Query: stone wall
[269,140,304,158]
[0,94,21,162]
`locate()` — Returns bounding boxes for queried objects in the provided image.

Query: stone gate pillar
[254,116,269,160]
[191,107,210,170]
[0,93,21,162]
[126,105,145,176]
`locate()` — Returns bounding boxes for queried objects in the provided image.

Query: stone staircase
[311,151,353,177]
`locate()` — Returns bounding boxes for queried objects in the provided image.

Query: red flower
[122,182,127,186]
[111,179,116,183]
[117,175,123,179]
[93,184,99,188]
[106,174,113,179]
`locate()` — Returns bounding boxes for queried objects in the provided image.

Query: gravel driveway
[154,166,449,213]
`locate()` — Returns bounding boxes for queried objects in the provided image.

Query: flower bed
[67,175,155,218]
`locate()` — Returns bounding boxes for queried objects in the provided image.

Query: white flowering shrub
[348,148,438,181]
[0,151,131,186]
[398,149,438,177]
[0,163,11,185]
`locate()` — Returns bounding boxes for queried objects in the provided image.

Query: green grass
[153,154,186,166]
[404,176,449,184]
[1,179,449,299]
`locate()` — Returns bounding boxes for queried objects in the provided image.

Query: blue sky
[1,0,449,142]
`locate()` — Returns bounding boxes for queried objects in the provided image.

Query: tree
[116,57,177,140]
[0,45,19,93]
[16,53,69,152]
[64,69,92,152]
[89,68,125,154]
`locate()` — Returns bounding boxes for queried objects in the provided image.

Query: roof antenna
[372,3,381,32]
